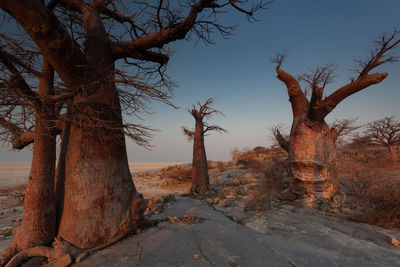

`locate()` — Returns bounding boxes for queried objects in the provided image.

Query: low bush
[159,165,192,181]
[246,157,289,211]
[338,148,400,228]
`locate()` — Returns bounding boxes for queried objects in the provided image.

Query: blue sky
[1,0,400,162]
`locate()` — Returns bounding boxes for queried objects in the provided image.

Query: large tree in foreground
[272,30,400,208]
[183,98,226,196]
[0,0,267,265]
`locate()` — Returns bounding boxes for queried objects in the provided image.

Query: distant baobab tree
[0,0,268,265]
[272,29,400,208]
[182,98,226,196]
[366,116,400,161]
[329,118,360,146]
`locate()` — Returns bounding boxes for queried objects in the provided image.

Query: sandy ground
[0,162,185,190]
[0,162,31,190]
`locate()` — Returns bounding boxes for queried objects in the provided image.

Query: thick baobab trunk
[289,115,340,207]
[190,120,210,196]
[56,81,147,249]
[275,67,343,209]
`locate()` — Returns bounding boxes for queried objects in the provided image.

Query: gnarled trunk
[289,115,340,207]
[275,67,344,209]
[190,119,209,196]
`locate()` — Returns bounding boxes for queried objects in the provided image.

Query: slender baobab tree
[182,98,226,196]
[272,30,400,208]
[0,0,268,265]
[0,38,60,264]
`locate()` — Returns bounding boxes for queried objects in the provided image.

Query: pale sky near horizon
[1,0,400,162]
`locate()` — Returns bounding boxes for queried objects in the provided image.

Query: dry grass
[338,147,400,228]
[159,165,192,182]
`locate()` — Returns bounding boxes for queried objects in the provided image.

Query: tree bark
[288,115,340,207]
[190,119,210,196]
[56,79,147,248]
[0,61,57,265]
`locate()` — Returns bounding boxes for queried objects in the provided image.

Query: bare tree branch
[269,124,289,152]
[329,117,360,145]
[322,29,400,117]
[203,124,227,134]
[275,66,309,118]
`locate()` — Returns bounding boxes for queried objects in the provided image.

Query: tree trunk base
[1,195,147,267]
[189,184,214,198]
[3,236,95,267]
[287,178,344,211]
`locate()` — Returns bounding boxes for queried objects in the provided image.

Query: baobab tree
[0,35,72,265]
[182,98,226,196]
[366,116,400,161]
[272,30,400,208]
[0,0,268,265]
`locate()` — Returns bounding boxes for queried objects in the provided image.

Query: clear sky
[1,0,399,162]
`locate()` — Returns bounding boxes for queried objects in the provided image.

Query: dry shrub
[338,147,400,228]
[247,157,289,211]
[361,180,400,228]
[216,161,226,172]
[159,165,192,181]
[237,158,267,172]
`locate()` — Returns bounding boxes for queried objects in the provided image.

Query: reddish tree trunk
[190,120,210,196]
[18,112,57,246]
[288,115,340,207]
[56,81,147,249]
[0,62,57,265]
[275,68,342,209]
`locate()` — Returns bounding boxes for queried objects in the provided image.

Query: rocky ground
[0,159,400,266]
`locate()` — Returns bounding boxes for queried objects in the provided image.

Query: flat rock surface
[77,198,400,267]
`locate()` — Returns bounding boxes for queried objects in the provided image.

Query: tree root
[3,231,138,267]
[0,239,22,267]
[5,246,63,267]
[3,237,83,267]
